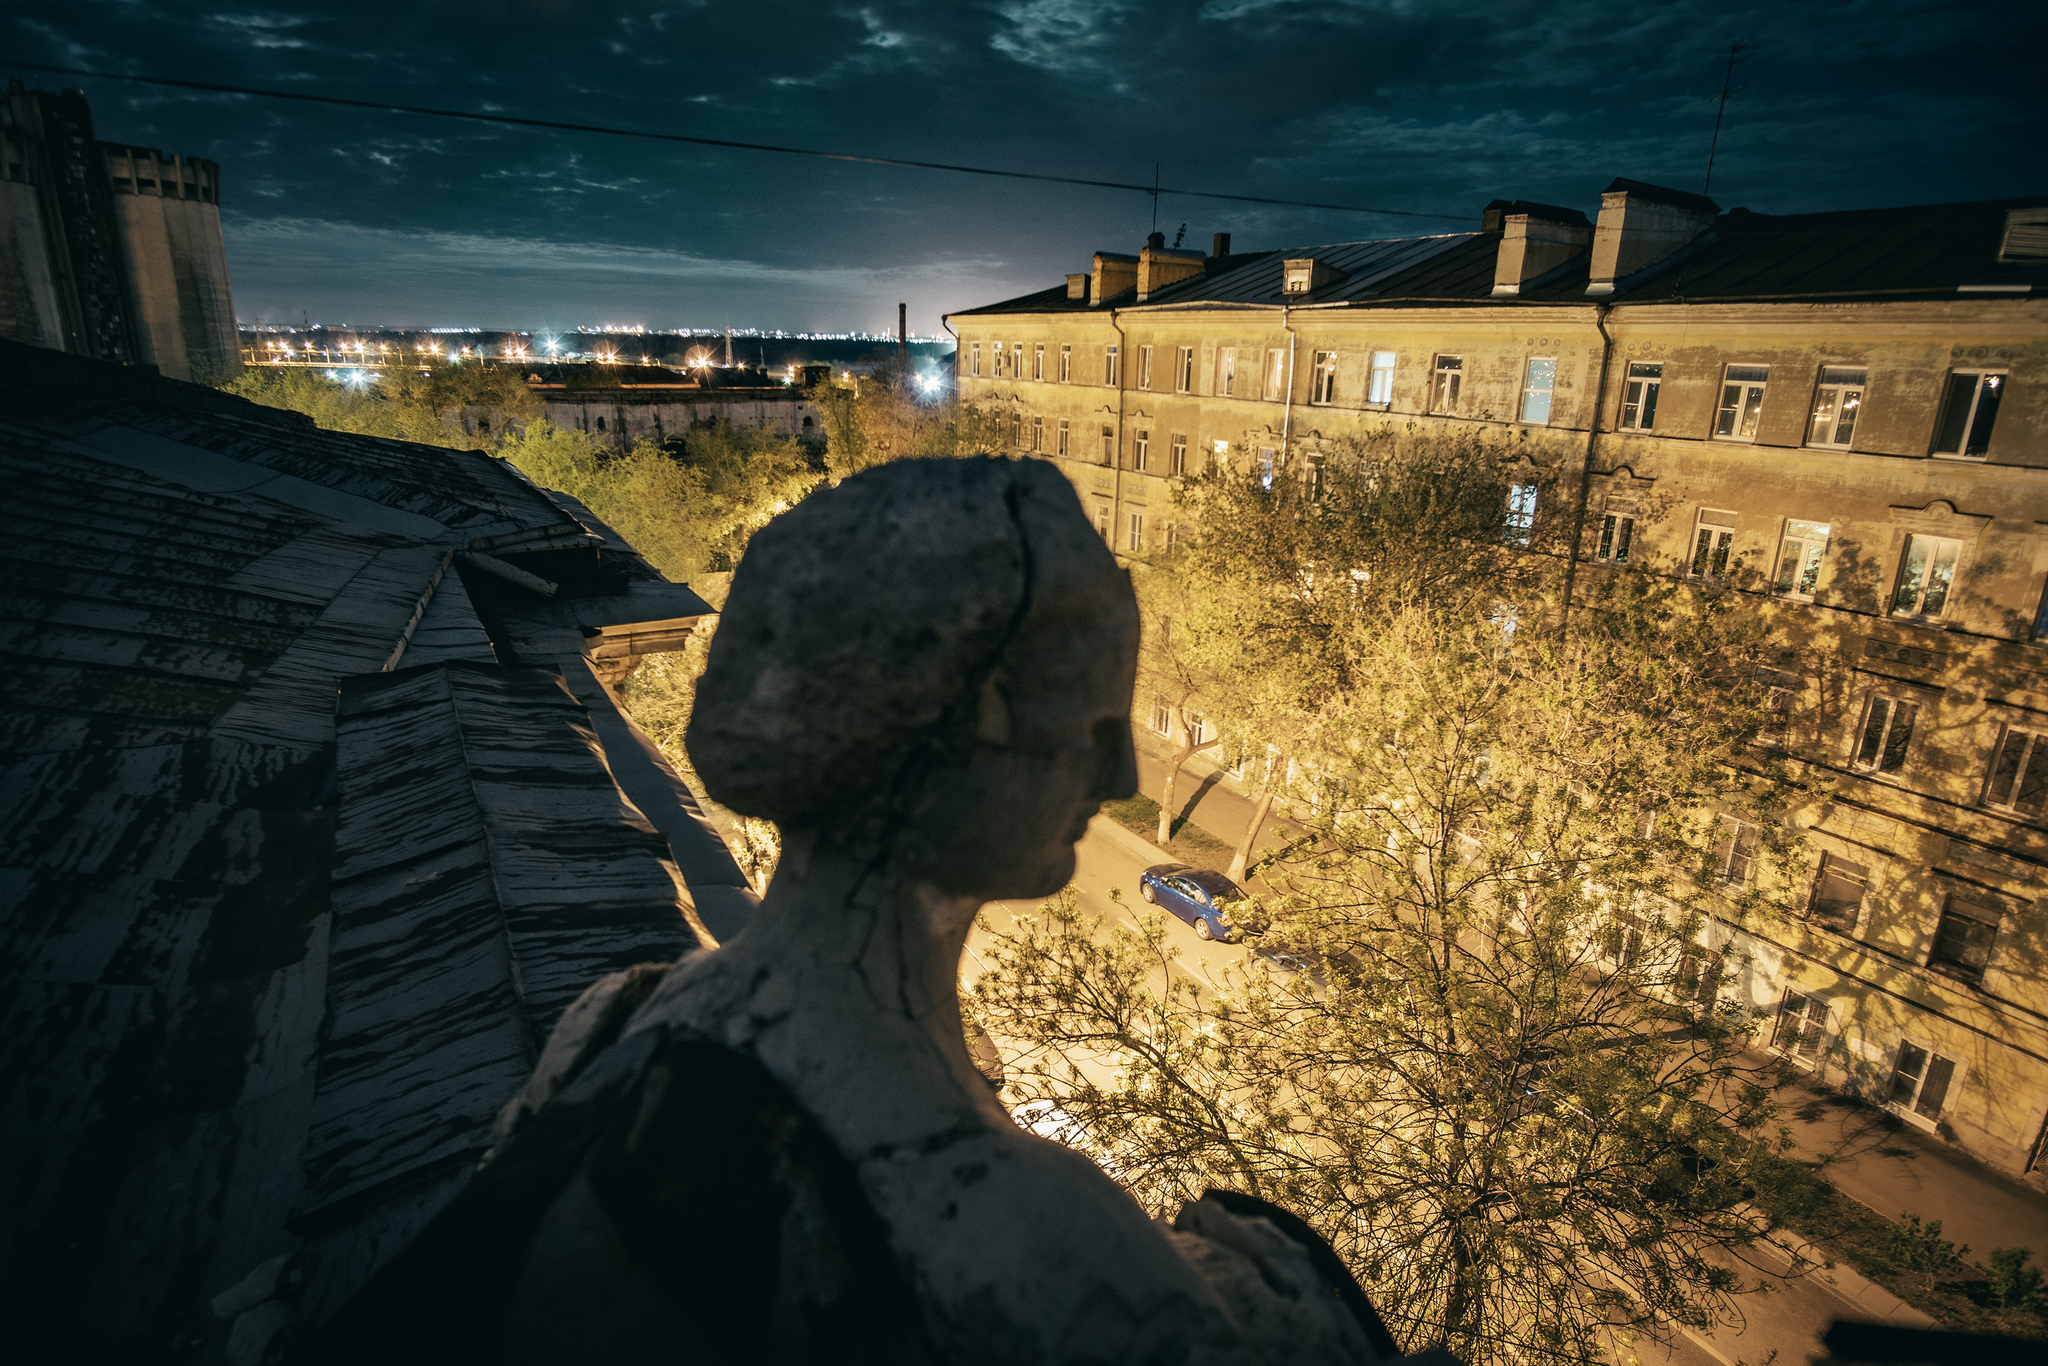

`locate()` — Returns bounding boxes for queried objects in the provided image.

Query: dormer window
[1282,258,1342,294]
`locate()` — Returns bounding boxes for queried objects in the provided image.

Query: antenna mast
[1703,38,1747,195]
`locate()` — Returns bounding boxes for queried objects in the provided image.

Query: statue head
[687,457,1140,900]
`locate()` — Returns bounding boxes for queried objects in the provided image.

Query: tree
[1129,563,1224,845]
[224,359,538,449]
[969,435,1819,1365]
[807,362,1004,479]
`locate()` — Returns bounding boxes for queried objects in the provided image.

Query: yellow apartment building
[947,180,2048,1182]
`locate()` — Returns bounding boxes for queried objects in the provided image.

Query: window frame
[1518,355,1557,425]
[1886,1040,1959,1122]
[1713,363,1770,442]
[1030,415,1043,452]
[1056,418,1069,458]
[1504,481,1538,547]
[1138,345,1153,390]
[992,341,1005,377]
[1594,511,1635,565]
[1619,361,1662,431]
[1773,519,1831,600]
[1931,370,2005,459]
[1266,348,1287,402]
[1690,509,1739,582]
[1032,343,1045,381]
[1713,813,1760,887]
[1126,511,1145,552]
[1059,344,1071,383]
[1309,351,1338,406]
[1094,501,1111,543]
[1132,430,1149,472]
[1169,434,1187,476]
[969,342,981,377]
[1368,350,1396,406]
[1927,896,1998,984]
[1104,345,1119,387]
[1100,423,1115,466]
[1175,346,1194,394]
[1851,692,1919,775]
[1772,990,1830,1064]
[1429,354,1462,413]
[1806,366,1867,448]
[1218,347,1236,397]
[1808,850,1870,932]
[1890,533,1963,620]
[1981,720,2048,817]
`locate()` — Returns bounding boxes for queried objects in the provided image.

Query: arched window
[596,416,607,431]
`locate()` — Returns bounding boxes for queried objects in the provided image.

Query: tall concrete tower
[0,81,239,382]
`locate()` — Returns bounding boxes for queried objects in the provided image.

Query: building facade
[1,81,239,382]
[534,376,825,449]
[947,182,2048,1182]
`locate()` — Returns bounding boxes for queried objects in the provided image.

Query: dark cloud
[6,0,2036,331]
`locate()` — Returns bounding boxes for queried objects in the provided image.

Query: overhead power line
[8,61,1472,223]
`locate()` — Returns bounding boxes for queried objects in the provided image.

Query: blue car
[1138,863,1245,942]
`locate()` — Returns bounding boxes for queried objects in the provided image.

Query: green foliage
[1989,1247,2043,1311]
[222,361,538,449]
[806,369,1005,478]
[1887,1214,1968,1272]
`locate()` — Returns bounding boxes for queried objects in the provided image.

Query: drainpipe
[1110,307,1128,555]
[1278,303,1296,463]
[1557,302,1614,640]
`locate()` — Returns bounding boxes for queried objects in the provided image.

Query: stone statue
[304,457,1417,1366]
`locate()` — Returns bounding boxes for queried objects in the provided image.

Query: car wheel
[1195,918,1213,941]
[1140,882,1155,903]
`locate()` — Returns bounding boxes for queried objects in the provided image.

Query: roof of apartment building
[952,189,2048,316]
[0,338,751,1355]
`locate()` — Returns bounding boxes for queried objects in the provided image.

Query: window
[1773,990,1829,1063]
[1032,343,1044,381]
[1810,852,1869,930]
[1808,367,1866,446]
[1774,520,1830,598]
[1619,362,1661,430]
[1430,355,1462,412]
[1888,1043,1957,1119]
[969,343,981,377]
[1175,346,1194,393]
[1691,510,1738,581]
[1127,511,1145,552]
[1307,457,1323,501]
[1853,694,1918,774]
[1713,814,1759,886]
[1164,521,1181,552]
[1150,695,1174,735]
[1504,482,1538,547]
[1132,431,1149,472]
[1368,351,1396,405]
[1103,346,1119,386]
[1212,439,1230,469]
[992,342,1005,377]
[1310,351,1338,405]
[1138,345,1153,390]
[1891,535,1961,619]
[1595,513,1635,564]
[1519,357,1556,424]
[1257,447,1275,489]
[1983,724,2048,815]
[1031,415,1043,452]
[1219,347,1236,396]
[1100,424,1115,465]
[1932,372,2004,457]
[1714,364,1769,440]
[1603,909,1647,968]
[1094,502,1111,543]
[1059,344,1071,382]
[1266,349,1287,401]
[1928,899,1997,982]
[1170,434,1187,475]
[1056,418,1069,458]
[1677,947,1723,1010]
[1010,411,1023,447]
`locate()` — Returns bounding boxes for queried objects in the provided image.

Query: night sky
[5,1,2038,334]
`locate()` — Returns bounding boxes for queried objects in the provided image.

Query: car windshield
[1182,870,1243,902]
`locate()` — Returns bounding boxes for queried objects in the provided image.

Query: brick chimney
[1585,178,1719,297]
[1212,232,1231,257]
[1091,251,1138,305]
[1489,202,1593,296]
[1137,231,1205,302]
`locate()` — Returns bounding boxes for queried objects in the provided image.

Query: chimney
[1212,232,1231,258]
[1066,273,1091,302]
[1586,178,1719,296]
[1490,203,1593,296]
[1091,251,1139,305]
[1137,234,1206,301]
[898,301,907,361]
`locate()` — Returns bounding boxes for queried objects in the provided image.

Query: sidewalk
[1130,729,1303,859]
[1774,1066,2048,1264]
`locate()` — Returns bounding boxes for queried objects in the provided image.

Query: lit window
[1032,343,1044,381]
[1928,899,1997,982]
[1430,355,1461,412]
[1983,723,2048,815]
[1133,431,1149,472]
[1808,367,1866,446]
[1266,349,1287,401]
[1170,434,1187,475]
[1691,510,1738,581]
[1888,1042,1956,1119]
[1774,519,1831,598]
[1619,362,1662,430]
[1059,344,1071,382]
[1138,345,1153,390]
[1127,511,1145,551]
[1519,356,1556,424]
[1219,347,1236,396]
[1891,535,1961,619]
[1368,350,1396,405]
[1595,512,1634,564]
[1713,814,1759,886]
[1714,364,1769,440]
[1932,372,2004,457]
[1100,424,1115,465]
[993,341,1005,377]
[969,343,981,377]
[1504,482,1538,547]
[1175,346,1194,393]
[1853,694,1918,774]
[1212,439,1230,469]
[1310,351,1338,405]
[1809,852,1868,931]
[1056,418,1069,458]
[1104,345,1119,386]
[1773,990,1829,1062]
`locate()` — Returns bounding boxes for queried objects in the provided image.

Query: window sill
[1710,435,1760,444]
[1804,443,1861,453]
[1883,1101,1941,1132]
[1930,451,1988,462]
[1360,400,1391,413]
[1926,964,1986,989]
